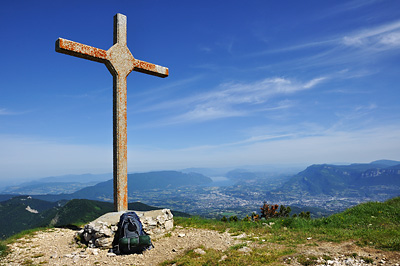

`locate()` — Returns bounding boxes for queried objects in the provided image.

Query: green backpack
[113,212,153,254]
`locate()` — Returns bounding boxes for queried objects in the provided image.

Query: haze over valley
[1,159,399,219]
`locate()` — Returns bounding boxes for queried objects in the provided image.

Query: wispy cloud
[198,45,212,53]
[129,75,205,110]
[325,0,383,16]
[251,39,336,56]
[217,38,235,54]
[342,20,400,49]
[0,108,11,115]
[328,103,379,132]
[0,108,27,115]
[250,19,400,74]
[178,133,296,151]
[137,76,326,126]
[303,77,327,89]
[170,105,246,124]
[132,76,204,98]
[310,0,384,22]
[335,103,378,120]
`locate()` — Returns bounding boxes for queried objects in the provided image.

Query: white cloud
[379,32,400,46]
[250,20,400,73]
[170,105,245,123]
[342,36,364,46]
[303,77,327,89]
[342,20,400,49]
[138,76,326,126]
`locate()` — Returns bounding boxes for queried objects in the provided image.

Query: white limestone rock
[77,209,174,248]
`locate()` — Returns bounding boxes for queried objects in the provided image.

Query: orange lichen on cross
[56,38,108,63]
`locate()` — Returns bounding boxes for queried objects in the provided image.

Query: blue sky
[1,0,400,182]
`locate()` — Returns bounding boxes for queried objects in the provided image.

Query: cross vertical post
[55,13,169,212]
[110,13,130,212]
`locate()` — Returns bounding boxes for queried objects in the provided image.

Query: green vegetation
[46,199,114,227]
[312,197,400,250]
[0,196,61,239]
[167,197,399,265]
[360,256,374,263]
[0,242,8,259]
[0,197,114,239]
[296,254,318,266]
[173,197,400,265]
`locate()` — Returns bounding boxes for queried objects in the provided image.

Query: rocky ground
[0,227,235,266]
[283,240,400,265]
[1,227,399,265]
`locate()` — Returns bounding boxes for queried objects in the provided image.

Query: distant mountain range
[2,171,212,198]
[1,173,112,195]
[14,171,211,203]
[0,160,399,221]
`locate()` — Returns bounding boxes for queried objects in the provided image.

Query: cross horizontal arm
[56,38,108,64]
[133,59,169,78]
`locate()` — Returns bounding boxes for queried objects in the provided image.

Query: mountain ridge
[280,162,400,196]
[2,171,212,200]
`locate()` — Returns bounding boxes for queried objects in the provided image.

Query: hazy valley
[1,160,399,221]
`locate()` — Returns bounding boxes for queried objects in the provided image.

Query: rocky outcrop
[77,209,173,249]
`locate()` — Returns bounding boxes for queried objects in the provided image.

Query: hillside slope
[0,197,189,240]
[0,196,63,239]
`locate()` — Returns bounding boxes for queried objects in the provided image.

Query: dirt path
[1,227,400,265]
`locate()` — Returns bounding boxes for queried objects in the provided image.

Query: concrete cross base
[77,209,174,249]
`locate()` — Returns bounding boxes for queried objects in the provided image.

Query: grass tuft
[297,254,318,266]
[0,241,10,259]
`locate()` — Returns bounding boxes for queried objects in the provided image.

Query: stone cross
[55,13,168,212]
